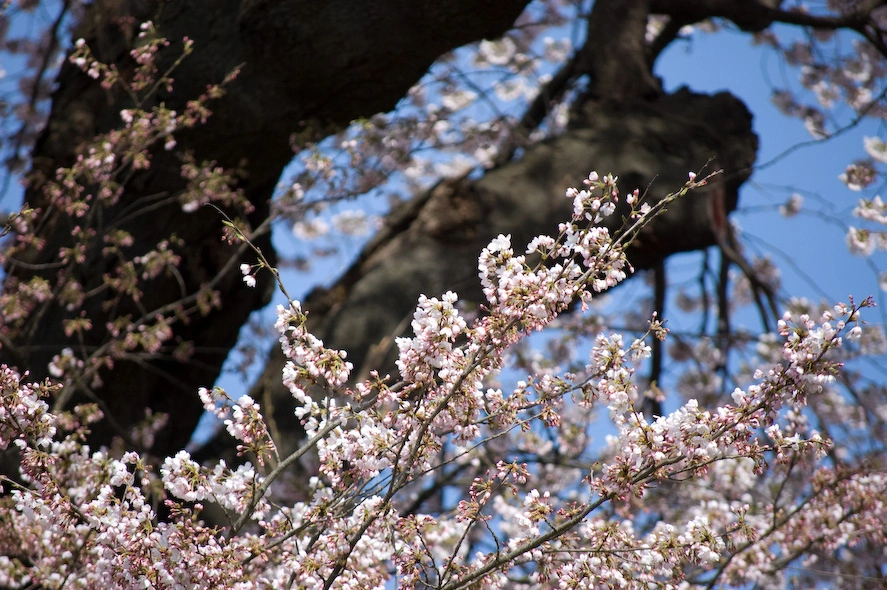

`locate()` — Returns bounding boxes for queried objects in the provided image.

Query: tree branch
[651,0,884,33]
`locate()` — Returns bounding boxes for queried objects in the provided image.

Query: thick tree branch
[581,0,660,99]
[651,0,885,34]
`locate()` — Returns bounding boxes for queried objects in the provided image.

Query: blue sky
[655,25,885,315]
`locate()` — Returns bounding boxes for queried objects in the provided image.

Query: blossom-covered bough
[3,1,887,588]
[1,168,882,589]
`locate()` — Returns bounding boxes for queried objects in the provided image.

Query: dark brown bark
[236,87,758,461]
[1,0,531,458]
[581,0,660,100]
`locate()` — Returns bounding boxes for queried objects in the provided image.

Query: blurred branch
[652,0,881,32]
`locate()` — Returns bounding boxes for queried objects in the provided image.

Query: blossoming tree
[1,0,887,587]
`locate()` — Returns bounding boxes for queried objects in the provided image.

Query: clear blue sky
[656,25,884,315]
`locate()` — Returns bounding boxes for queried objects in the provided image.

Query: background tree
[1,0,887,587]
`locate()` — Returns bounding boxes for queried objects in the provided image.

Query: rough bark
[236,87,758,461]
[1,0,531,458]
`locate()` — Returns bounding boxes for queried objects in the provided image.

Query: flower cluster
[0,367,58,451]
[198,386,276,464]
[0,23,246,409]
[0,161,883,588]
[276,302,354,396]
[3,0,887,586]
